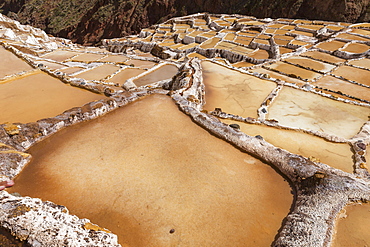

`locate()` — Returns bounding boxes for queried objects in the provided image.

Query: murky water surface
[340,43,369,53]
[99,55,130,63]
[58,67,85,75]
[284,56,336,73]
[202,61,277,118]
[0,71,106,123]
[301,51,345,64]
[8,95,292,247]
[222,119,354,173]
[333,203,370,247]
[249,49,269,59]
[266,61,322,81]
[0,47,32,78]
[332,66,370,86]
[316,40,346,51]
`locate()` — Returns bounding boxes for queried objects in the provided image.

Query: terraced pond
[8,95,292,246]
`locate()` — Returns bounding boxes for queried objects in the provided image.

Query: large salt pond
[222,119,354,173]
[0,71,106,124]
[202,61,276,118]
[8,94,292,247]
[0,47,32,79]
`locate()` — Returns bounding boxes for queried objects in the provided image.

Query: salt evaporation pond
[8,94,292,247]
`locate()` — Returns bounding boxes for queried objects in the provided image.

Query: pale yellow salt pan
[74,64,120,81]
[202,61,276,118]
[133,64,178,87]
[268,87,370,139]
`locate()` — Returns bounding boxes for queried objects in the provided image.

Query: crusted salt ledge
[0,192,120,246]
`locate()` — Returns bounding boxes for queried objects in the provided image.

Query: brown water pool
[8,94,292,247]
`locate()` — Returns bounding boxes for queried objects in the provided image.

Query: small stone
[10,192,22,197]
[360,163,368,169]
[104,88,114,97]
[187,95,200,103]
[358,151,365,156]
[169,229,175,234]
[214,108,222,113]
[308,156,320,163]
[314,172,326,179]
[302,84,312,90]
[3,123,20,136]
[357,142,366,150]
[255,135,263,140]
[229,124,240,130]
[261,108,267,113]
[83,222,111,233]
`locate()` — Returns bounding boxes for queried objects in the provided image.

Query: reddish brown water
[332,66,370,86]
[266,61,322,81]
[333,203,370,246]
[316,40,346,52]
[301,51,345,65]
[0,71,106,124]
[340,43,370,53]
[222,119,354,173]
[8,95,292,247]
[0,47,32,78]
[284,56,336,73]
